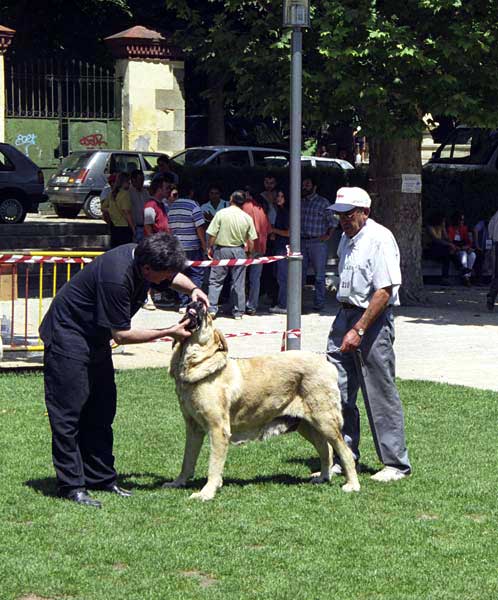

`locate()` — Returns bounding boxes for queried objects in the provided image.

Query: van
[424,126,498,172]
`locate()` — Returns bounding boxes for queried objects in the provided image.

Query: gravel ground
[2,283,497,392]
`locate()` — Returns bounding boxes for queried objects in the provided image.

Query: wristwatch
[353,326,365,337]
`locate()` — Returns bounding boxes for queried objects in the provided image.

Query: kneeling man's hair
[135,232,187,272]
[231,190,246,207]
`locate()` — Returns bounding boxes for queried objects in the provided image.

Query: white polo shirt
[336,218,401,308]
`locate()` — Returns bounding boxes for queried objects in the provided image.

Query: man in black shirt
[40,233,208,508]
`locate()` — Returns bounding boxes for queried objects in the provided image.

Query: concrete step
[0,221,110,251]
[0,235,109,251]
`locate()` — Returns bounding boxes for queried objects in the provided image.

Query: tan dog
[164,302,360,501]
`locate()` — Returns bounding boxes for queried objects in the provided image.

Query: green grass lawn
[0,368,497,600]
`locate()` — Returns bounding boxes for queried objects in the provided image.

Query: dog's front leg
[190,423,230,501]
[163,419,205,489]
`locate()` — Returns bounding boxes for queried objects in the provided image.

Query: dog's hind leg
[309,416,360,493]
[190,422,230,501]
[163,418,205,489]
[297,421,332,483]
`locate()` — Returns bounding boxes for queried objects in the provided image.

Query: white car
[301,156,354,170]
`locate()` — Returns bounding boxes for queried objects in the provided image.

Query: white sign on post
[401,174,422,194]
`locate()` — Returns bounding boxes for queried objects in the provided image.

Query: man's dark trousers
[44,348,117,494]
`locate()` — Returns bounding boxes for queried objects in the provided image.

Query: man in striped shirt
[167,184,207,312]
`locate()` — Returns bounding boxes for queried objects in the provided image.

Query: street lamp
[283,0,310,28]
[283,0,310,351]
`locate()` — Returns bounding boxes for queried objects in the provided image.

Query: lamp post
[283,0,310,350]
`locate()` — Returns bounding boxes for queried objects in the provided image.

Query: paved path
[2,285,497,392]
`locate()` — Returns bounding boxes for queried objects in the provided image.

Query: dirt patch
[417,514,439,521]
[112,562,128,571]
[181,570,218,588]
[17,595,55,600]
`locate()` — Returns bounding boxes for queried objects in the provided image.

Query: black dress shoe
[102,483,132,497]
[61,489,102,508]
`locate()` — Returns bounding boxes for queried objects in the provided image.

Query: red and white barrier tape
[0,252,302,267]
[0,254,93,264]
[186,255,286,268]
[156,328,301,352]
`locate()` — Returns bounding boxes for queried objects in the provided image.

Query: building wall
[116,58,185,155]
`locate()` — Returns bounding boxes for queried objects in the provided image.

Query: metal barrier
[0,252,102,352]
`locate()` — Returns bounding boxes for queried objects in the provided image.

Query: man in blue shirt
[301,175,337,311]
[167,184,207,311]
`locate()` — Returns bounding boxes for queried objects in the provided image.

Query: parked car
[0,142,46,224]
[46,149,164,219]
[424,126,498,173]
[172,146,356,173]
[301,156,354,170]
[171,146,290,168]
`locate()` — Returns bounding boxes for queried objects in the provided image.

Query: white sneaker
[330,464,343,477]
[371,466,408,483]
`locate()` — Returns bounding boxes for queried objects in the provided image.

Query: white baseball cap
[329,187,371,212]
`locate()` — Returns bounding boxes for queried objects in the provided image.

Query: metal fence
[5,58,121,120]
[0,252,102,352]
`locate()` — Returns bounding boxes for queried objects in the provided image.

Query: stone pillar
[105,26,185,154]
[0,26,15,143]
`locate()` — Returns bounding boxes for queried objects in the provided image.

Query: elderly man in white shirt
[326,187,411,483]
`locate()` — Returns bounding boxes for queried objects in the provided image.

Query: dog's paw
[341,482,361,493]
[189,489,215,502]
[162,479,187,489]
[310,474,330,484]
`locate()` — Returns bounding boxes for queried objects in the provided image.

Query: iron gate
[4,58,122,172]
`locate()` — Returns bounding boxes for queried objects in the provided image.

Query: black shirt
[40,244,148,362]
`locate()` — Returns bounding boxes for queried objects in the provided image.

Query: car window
[172,149,215,166]
[316,159,341,170]
[60,152,96,173]
[108,153,141,174]
[213,150,251,167]
[301,158,313,167]
[142,154,161,173]
[0,151,14,171]
[252,151,289,168]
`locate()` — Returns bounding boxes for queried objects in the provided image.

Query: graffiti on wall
[14,133,37,157]
[79,133,108,148]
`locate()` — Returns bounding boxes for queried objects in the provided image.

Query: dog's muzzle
[181,301,206,332]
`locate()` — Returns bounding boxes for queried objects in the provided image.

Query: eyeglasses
[338,208,360,220]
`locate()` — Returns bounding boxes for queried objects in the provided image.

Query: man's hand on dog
[168,321,193,342]
[191,287,209,307]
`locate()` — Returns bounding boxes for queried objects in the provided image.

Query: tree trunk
[368,137,426,304]
[207,74,226,145]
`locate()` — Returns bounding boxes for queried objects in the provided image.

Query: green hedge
[175,164,367,204]
[422,168,498,226]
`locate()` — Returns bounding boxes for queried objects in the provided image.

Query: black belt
[341,302,393,310]
[341,302,361,310]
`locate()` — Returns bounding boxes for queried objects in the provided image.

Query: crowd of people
[423,208,498,311]
[100,157,338,319]
[100,154,498,316]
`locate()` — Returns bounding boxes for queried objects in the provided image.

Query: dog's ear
[214,328,228,353]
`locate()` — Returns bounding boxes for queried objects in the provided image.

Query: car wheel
[83,194,103,219]
[0,196,27,224]
[53,204,81,219]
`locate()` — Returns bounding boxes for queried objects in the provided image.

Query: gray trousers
[208,246,246,317]
[327,307,411,473]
